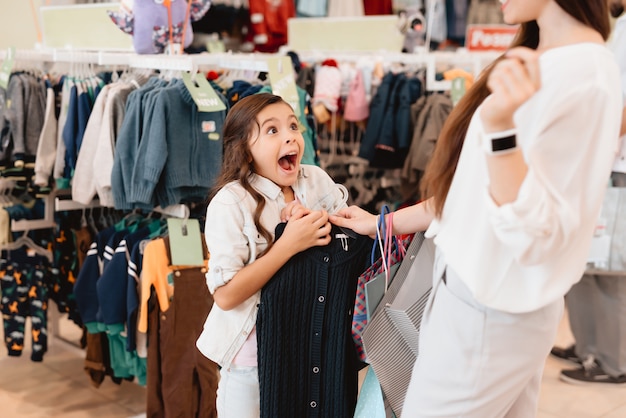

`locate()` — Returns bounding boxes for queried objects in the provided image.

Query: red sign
[466,25,519,52]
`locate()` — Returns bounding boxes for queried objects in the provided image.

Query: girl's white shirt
[426,43,622,313]
[196,164,348,368]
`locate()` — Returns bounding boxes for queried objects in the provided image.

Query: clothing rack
[1,47,500,90]
[0,46,500,221]
[290,48,500,91]
[55,192,190,219]
[0,48,272,71]
[11,193,57,232]
[49,195,191,357]
[0,46,501,230]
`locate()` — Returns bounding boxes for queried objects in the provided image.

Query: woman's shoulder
[540,43,616,71]
[539,43,619,95]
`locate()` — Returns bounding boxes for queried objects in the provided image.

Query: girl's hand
[481,47,541,132]
[280,209,331,253]
[281,200,310,222]
[329,205,377,238]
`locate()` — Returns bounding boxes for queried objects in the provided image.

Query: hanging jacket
[248,0,295,52]
[401,93,454,184]
[34,81,59,187]
[111,77,166,210]
[359,72,422,169]
[74,226,117,333]
[358,72,396,163]
[130,80,227,208]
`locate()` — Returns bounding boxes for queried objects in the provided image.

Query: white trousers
[216,365,260,418]
[402,265,563,418]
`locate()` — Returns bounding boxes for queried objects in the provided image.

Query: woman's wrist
[375,212,393,236]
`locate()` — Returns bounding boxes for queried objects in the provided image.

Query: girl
[331,1,622,416]
[196,93,348,417]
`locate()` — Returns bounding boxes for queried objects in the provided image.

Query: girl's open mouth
[278,153,298,171]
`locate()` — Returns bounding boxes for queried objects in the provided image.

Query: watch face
[491,135,517,153]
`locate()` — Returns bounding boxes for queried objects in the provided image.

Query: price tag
[167,218,205,267]
[207,37,225,53]
[450,77,466,106]
[266,56,300,114]
[0,47,16,90]
[182,71,227,113]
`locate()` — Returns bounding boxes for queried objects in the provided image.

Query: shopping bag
[364,209,407,323]
[362,232,435,416]
[352,206,411,362]
[354,367,387,418]
[364,263,401,322]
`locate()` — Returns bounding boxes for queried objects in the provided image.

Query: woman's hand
[481,47,541,132]
[329,205,377,238]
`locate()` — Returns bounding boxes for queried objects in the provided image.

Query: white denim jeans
[216,365,260,418]
[402,266,563,418]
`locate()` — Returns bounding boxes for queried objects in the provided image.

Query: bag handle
[371,205,391,264]
[384,211,395,290]
[372,204,399,291]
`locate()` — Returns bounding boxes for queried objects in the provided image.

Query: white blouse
[427,43,622,313]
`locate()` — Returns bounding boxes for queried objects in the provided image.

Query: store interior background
[0,0,625,417]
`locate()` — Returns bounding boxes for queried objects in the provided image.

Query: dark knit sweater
[257,224,372,418]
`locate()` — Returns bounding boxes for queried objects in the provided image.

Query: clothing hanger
[107,207,119,227]
[99,207,110,228]
[79,207,88,229]
[115,208,145,231]
[87,206,99,234]
[343,161,375,207]
[1,231,53,263]
[0,179,16,207]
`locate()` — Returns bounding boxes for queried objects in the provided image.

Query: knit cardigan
[257,224,371,418]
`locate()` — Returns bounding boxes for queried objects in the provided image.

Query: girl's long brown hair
[419,0,610,217]
[209,93,288,256]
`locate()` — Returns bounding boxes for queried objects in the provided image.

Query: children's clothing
[144,236,218,418]
[0,251,50,362]
[257,223,371,417]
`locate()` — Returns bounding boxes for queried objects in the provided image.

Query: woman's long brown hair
[209,93,288,256]
[419,0,610,217]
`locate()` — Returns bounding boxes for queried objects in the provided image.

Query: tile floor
[1,310,625,418]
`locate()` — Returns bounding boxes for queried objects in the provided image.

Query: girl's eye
[267,127,278,134]
[290,123,299,130]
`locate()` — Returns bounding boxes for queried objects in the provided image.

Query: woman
[330,1,622,416]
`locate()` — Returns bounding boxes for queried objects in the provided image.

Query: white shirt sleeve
[485,82,618,265]
[204,186,254,294]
